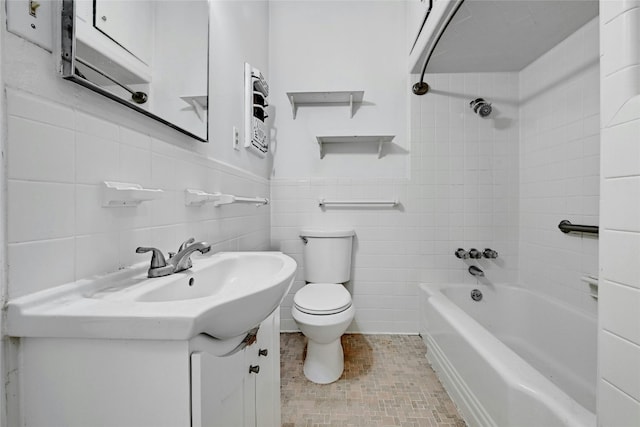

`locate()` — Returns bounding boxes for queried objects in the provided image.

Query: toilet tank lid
[300,228,355,238]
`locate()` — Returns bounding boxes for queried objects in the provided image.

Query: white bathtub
[419,283,596,427]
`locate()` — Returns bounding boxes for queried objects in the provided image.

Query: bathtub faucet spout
[468,266,484,277]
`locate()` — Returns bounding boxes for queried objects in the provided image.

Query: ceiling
[426,0,599,73]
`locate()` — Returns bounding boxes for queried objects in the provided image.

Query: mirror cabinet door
[60,0,209,142]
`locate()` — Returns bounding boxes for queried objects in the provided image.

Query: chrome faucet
[468,265,484,277]
[136,247,175,278]
[136,238,212,278]
[169,240,212,273]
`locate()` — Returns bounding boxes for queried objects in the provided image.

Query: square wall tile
[598,380,640,427]
[8,116,75,183]
[75,132,120,184]
[75,233,120,280]
[601,178,640,232]
[599,280,640,345]
[8,180,75,243]
[7,89,75,129]
[600,330,640,401]
[8,238,75,298]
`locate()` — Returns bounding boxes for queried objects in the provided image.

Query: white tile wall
[598,0,640,423]
[518,18,601,315]
[272,17,602,336]
[6,89,270,299]
[272,72,520,334]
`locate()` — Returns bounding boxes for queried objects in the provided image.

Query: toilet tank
[300,229,355,284]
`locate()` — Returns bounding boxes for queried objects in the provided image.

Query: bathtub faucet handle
[483,248,498,259]
[468,248,482,259]
[455,248,469,259]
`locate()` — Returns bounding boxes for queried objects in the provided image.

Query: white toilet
[292,228,356,384]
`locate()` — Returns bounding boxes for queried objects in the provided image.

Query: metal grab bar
[558,220,599,235]
[318,199,399,207]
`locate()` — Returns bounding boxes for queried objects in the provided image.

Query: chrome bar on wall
[75,57,148,104]
[558,220,599,235]
[318,199,399,207]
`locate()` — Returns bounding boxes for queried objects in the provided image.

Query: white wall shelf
[315,135,394,159]
[212,193,269,207]
[184,189,220,206]
[102,181,163,207]
[180,96,208,122]
[287,91,364,119]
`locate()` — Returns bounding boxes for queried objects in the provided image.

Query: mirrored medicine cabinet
[59,0,209,142]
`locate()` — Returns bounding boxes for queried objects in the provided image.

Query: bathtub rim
[419,282,596,427]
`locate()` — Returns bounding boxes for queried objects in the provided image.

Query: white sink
[7,252,297,340]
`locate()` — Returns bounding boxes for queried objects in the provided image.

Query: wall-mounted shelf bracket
[212,193,269,207]
[287,91,364,119]
[102,181,163,207]
[180,96,208,122]
[316,134,394,159]
[184,189,221,206]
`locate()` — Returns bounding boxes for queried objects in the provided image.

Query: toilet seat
[294,283,352,315]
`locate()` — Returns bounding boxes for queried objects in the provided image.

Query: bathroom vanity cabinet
[17,310,281,427]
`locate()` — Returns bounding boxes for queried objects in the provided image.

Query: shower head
[470,98,492,118]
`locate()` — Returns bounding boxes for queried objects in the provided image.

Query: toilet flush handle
[300,236,308,244]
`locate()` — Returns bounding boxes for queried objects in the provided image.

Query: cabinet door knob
[249,365,260,374]
[258,348,268,357]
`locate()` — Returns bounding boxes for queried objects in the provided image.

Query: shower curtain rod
[412,0,466,96]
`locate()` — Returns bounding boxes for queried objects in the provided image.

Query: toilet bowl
[292,283,355,384]
[293,228,355,384]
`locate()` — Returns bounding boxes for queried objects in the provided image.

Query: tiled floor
[280,333,466,427]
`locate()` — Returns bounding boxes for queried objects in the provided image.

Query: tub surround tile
[600,231,640,287]
[601,120,640,178]
[601,177,640,232]
[599,280,640,346]
[598,380,640,427]
[600,331,640,401]
[599,2,640,423]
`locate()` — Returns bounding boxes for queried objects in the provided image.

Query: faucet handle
[136,247,167,268]
[455,248,470,259]
[178,237,195,252]
[468,248,482,259]
[483,248,498,259]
